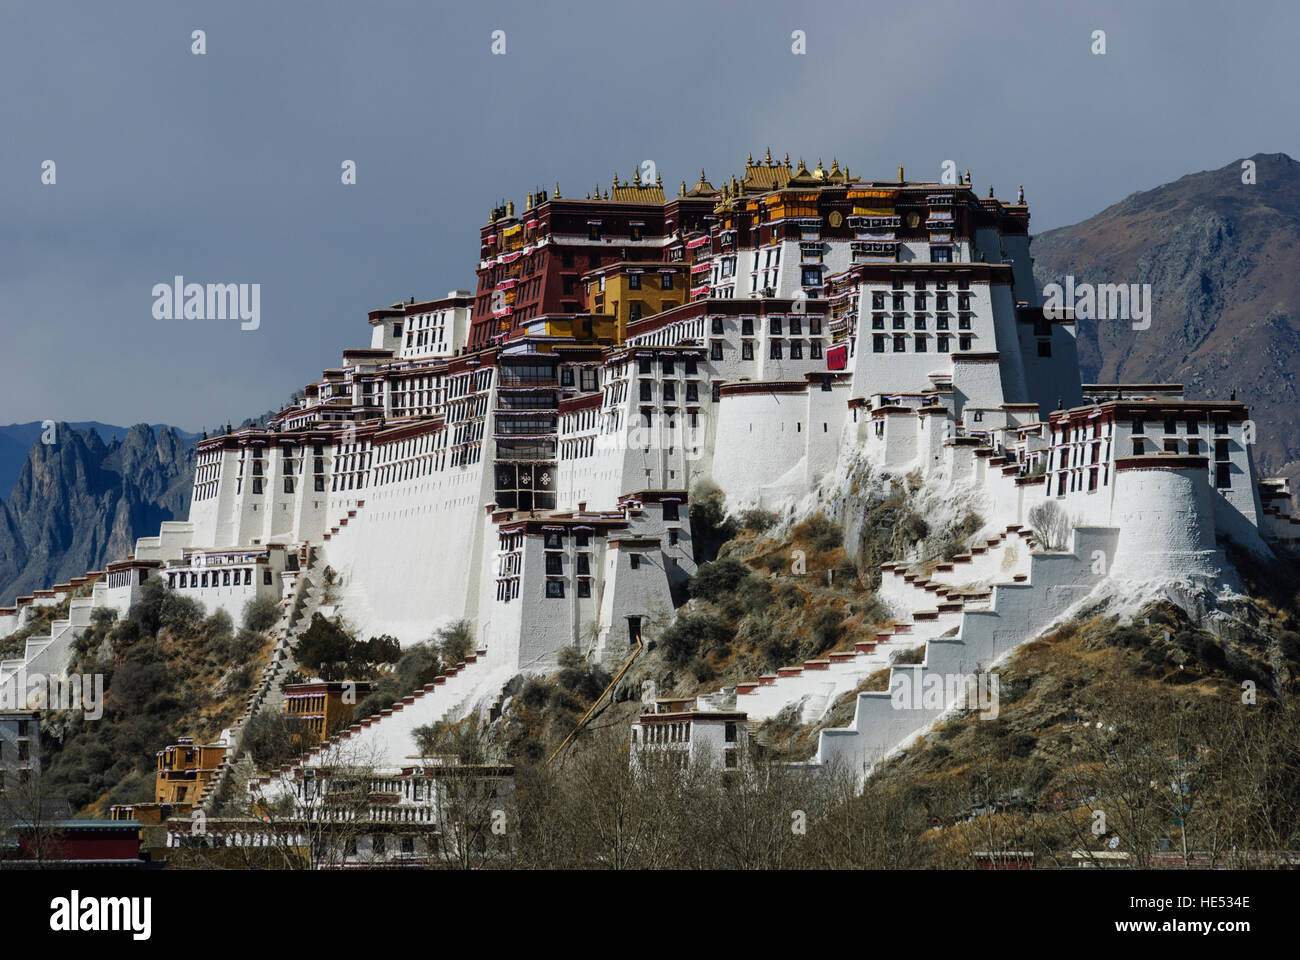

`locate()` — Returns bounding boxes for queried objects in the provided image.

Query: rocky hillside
[1031,151,1300,485]
[0,423,195,605]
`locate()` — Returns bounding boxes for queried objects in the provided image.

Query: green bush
[242,594,280,632]
[737,508,777,533]
[660,613,731,667]
[688,558,751,602]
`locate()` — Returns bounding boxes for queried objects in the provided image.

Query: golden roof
[684,169,719,198]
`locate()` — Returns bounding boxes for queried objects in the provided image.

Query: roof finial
[700,169,707,183]
[554,182,561,198]
[656,171,662,188]
[633,167,641,186]
[765,146,773,165]
[1017,184,1025,203]
[747,151,753,165]
[784,153,790,166]
[898,165,905,183]
[964,169,971,184]
[680,181,686,197]
[613,172,620,187]
[988,184,995,198]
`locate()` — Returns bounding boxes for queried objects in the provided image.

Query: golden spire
[747,151,753,165]
[680,181,687,197]
[633,167,641,186]
[613,172,620,187]
[555,182,561,198]
[784,153,790,166]
[765,146,773,165]
[656,171,662,188]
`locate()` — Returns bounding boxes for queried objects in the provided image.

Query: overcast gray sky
[2,0,1296,432]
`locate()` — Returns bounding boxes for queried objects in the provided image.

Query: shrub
[688,558,751,602]
[660,613,731,667]
[811,607,844,653]
[242,594,280,632]
[737,508,777,533]
[793,513,842,552]
[434,619,474,664]
[291,614,354,681]
[555,647,610,702]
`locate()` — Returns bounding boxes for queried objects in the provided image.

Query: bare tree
[1028,501,1071,551]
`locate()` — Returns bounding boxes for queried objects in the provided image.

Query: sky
[2,0,1297,432]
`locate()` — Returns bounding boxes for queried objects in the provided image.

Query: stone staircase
[807,525,1119,781]
[198,544,323,811]
[0,579,102,706]
[253,649,515,806]
[710,525,1035,728]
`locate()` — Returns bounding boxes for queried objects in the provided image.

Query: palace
[3,151,1297,792]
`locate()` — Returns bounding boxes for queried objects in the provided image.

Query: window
[790,340,803,359]
[284,477,294,494]
[872,292,886,309]
[769,317,782,336]
[576,553,591,575]
[639,357,652,375]
[545,553,563,575]
[873,334,886,353]
[669,529,679,546]
[894,334,906,353]
[741,341,754,360]
[958,314,971,330]
[546,580,565,598]
[640,381,652,402]
[686,383,699,401]
[373,835,386,854]
[1216,463,1231,488]
[629,554,641,570]
[958,335,972,350]
[711,382,721,402]
[576,531,589,547]
[770,340,783,359]
[589,223,601,240]
[914,315,926,330]
[1037,340,1052,357]
[400,837,415,855]
[663,381,676,401]
[740,317,754,336]
[252,477,263,495]
[1164,439,1179,453]
[1188,439,1201,455]
[1164,416,1177,433]
[662,272,674,289]
[684,359,697,376]
[712,317,725,335]
[710,341,723,361]
[872,314,885,330]
[1132,439,1146,455]
[914,334,926,352]
[725,722,737,743]
[561,367,575,387]
[801,266,821,287]
[577,579,591,598]
[893,314,905,330]
[789,317,802,336]
[1132,416,1145,435]
[544,531,564,550]
[810,341,823,359]
[663,501,680,521]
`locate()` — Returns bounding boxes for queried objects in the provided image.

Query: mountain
[1031,152,1300,486]
[0,421,199,499]
[0,424,195,605]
